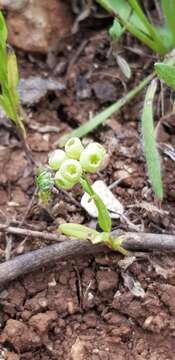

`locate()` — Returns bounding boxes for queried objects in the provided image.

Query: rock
[18,77,65,106]
[92,80,117,103]
[29,311,57,334]
[0,319,40,352]
[5,0,73,53]
[97,270,119,293]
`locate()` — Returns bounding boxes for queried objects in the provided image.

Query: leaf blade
[141,79,163,200]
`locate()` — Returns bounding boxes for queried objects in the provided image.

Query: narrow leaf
[7,51,19,90]
[0,95,14,119]
[0,11,7,43]
[161,0,175,44]
[141,79,163,200]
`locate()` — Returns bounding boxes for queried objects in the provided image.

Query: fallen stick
[0,224,62,242]
[0,229,175,285]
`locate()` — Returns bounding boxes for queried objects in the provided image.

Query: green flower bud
[48,149,67,170]
[65,137,84,160]
[60,159,82,184]
[86,142,106,156]
[80,143,107,173]
[54,171,74,190]
[36,168,54,192]
[36,167,54,204]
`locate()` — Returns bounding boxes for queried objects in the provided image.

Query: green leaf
[59,223,99,241]
[0,11,7,44]
[0,94,14,119]
[0,43,8,85]
[155,63,175,90]
[141,79,163,200]
[161,0,175,44]
[7,51,19,91]
[80,177,112,233]
[109,18,124,41]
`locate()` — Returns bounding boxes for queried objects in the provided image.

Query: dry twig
[0,225,175,284]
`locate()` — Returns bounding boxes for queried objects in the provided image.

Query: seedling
[37,137,127,254]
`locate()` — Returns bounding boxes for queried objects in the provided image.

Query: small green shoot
[59,223,127,255]
[141,79,163,200]
[0,10,26,136]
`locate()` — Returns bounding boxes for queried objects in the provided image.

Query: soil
[0,3,175,359]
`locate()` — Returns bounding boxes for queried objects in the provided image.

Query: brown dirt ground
[0,8,175,360]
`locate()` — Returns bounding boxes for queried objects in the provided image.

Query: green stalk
[59,71,155,146]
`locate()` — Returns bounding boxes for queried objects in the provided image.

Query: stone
[18,76,65,106]
[5,0,73,53]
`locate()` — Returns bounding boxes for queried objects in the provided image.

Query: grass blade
[58,72,155,147]
[141,79,163,200]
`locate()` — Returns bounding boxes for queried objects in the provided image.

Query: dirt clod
[29,311,57,334]
[0,319,40,352]
[97,270,119,292]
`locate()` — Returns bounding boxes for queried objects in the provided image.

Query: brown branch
[0,227,175,284]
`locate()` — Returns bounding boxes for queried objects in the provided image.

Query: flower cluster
[48,137,107,190]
